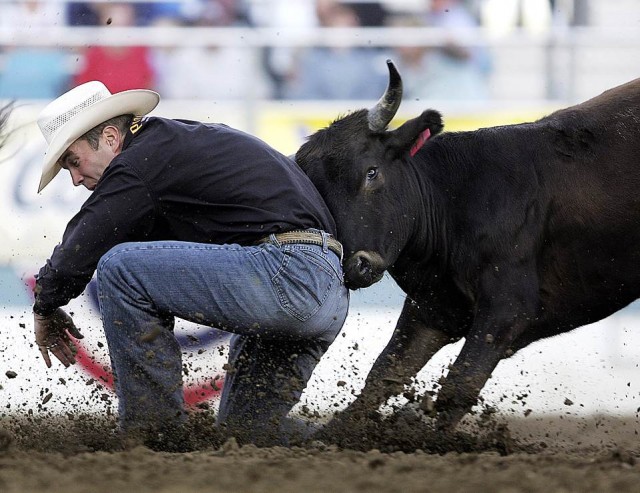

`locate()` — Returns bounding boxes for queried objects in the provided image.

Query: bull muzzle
[343,250,386,289]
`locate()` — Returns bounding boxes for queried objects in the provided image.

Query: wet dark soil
[2,411,640,493]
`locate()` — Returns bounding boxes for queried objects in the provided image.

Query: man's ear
[102,125,123,151]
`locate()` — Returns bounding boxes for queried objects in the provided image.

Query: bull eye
[366,167,378,181]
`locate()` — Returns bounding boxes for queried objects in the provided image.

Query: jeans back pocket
[271,245,336,322]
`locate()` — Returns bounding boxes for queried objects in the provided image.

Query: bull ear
[387,110,443,157]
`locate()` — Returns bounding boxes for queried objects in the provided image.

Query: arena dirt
[1,409,640,493]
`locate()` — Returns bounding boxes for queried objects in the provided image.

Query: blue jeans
[96,234,349,443]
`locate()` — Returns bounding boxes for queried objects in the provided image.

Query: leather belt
[259,230,343,261]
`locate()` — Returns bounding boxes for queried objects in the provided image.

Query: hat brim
[38,89,160,192]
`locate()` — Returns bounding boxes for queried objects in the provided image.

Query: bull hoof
[313,410,380,449]
[432,409,463,433]
[0,429,12,452]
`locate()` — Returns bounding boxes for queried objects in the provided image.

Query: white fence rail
[1,25,639,102]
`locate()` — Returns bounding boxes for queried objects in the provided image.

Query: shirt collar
[122,116,148,150]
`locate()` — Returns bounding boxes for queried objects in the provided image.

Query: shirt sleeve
[33,164,157,315]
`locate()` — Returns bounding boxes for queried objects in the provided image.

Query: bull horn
[367,59,403,132]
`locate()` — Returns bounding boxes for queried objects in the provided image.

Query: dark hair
[81,114,134,150]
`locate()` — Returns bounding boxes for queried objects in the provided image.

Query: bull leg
[435,266,537,430]
[333,297,451,422]
[433,329,514,429]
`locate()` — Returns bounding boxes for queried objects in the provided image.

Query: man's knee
[97,242,139,287]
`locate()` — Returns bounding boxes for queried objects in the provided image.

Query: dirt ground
[2,411,640,493]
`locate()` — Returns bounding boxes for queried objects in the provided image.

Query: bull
[296,60,640,431]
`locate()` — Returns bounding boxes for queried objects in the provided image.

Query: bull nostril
[345,250,386,289]
[356,255,371,276]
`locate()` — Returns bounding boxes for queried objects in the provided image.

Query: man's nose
[70,169,83,187]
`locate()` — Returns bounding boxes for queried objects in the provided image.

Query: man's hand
[34,308,84,368]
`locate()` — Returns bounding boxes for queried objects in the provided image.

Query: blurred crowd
[0,0,569,102]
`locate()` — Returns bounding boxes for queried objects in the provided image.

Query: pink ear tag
[410,128,431,157]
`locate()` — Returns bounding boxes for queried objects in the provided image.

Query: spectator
[0,1,70,99]
[348,1,387,27]
[412,0,491,100]
[66,2,99,26]
[282,1,388,100]
[191,0,244,26]
[387,15,435,102]
[480,0,553,37]
[246,0,318,99]
[151,1,270,100]
[72,3,156,93]
[66,1,185,27]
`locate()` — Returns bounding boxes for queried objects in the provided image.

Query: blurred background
[0,0,638,104]
[1,0,640,424]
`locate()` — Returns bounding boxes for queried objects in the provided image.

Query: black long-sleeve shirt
[33,117,336,315]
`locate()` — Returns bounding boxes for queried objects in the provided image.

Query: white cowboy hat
[36,81,160,192]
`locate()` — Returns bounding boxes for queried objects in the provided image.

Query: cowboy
[32,81,349,449]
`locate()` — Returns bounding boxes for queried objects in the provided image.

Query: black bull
[296,60,640,430]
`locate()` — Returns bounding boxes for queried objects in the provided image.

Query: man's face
[58,128,120,190]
